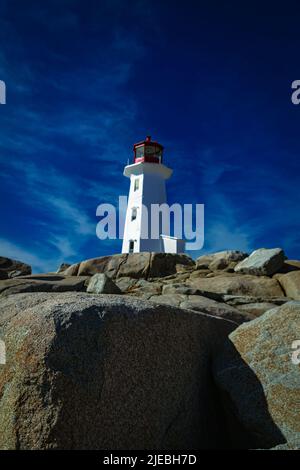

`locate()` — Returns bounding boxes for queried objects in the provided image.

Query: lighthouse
[122,136,185,254]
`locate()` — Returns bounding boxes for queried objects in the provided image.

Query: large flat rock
[0,274,89,297]
[234,248,285,276]
[0,292,234,450]
[275,271,300,300]
[188,274,284,298]
[0,257,31,280]
[213,301,300,449]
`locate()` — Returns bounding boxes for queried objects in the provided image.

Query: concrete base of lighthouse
[160,234,185,254]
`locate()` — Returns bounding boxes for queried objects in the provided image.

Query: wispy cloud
[0,3,148,271]
[48,235,77,260]
[1,158,98,264]
[181,145,300,259]
[0,238,54,273]
[45,196,95,236]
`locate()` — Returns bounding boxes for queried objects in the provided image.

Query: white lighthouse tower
[122,136,185,254]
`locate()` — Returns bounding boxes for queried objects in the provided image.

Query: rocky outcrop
[188,274,284,298]
[277,260,300,274]
[233,302,279,317]
[87,273,121,294]
[234,248,285,276]
[0,292,234,450]
[0,257,31,280]
[56,263,71,273]
[149,253,195,277]
[213,301,300,449]
[275,271,300,300]
[129,278,162,297]
[116,253,150,278]
[148,293,253,324]
[221,294,288,306]
[0,251,292,325]
[196,250,247,271]
[0,246,299,450]
[65,253,195,280]
[62,263,80,276]
[0,274,88,297]
[77,254,126,277]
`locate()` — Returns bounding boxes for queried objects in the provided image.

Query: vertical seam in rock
[145,252,153,280]
[115,255,128,279]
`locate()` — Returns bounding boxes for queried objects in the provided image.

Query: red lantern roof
[133,136,164,164]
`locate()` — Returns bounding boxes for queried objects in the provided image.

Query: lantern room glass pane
[136,146,144,158]
[145,145,155,155]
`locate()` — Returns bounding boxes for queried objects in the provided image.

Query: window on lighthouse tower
[134,178,139,191]
[131,207,137,221]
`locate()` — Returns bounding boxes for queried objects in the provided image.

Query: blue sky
[0,0,300,272]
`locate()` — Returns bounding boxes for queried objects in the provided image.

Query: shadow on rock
[213,339,286,449]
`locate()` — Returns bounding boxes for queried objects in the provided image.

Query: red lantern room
[133,136,164,164]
